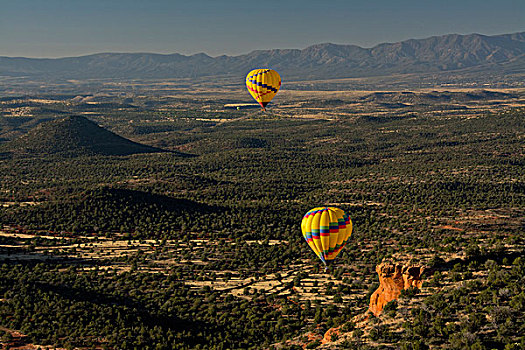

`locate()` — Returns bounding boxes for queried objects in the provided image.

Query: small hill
[1,115,168,157]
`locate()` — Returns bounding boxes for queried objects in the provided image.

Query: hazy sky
[1,0,524,58]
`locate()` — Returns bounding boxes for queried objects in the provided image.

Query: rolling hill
[0,115,169,157]
[0,32,524,81]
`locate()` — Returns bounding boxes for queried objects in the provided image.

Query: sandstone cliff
[369,262,425,316]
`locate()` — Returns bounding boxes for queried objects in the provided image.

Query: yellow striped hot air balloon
[246,69,281,110]
[301,207,352,269]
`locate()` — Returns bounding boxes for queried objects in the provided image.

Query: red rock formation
[368,262,425,316]
[321,326,341,344]
[304,331,323,343]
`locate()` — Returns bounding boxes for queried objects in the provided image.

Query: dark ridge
[360,90,516,104]
[1,187,221,235]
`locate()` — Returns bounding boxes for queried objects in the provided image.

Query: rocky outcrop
[369,262,425,316]
[321,326,341,344]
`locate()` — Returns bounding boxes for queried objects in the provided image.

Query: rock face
[369,263,425,316]
[321,326,341,344]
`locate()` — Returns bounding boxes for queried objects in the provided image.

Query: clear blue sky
[1,0,523,58]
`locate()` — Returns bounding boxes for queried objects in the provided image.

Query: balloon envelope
[301,207,352,265]
[246,69,281,110]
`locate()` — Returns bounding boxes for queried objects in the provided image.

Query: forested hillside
[0,97,523,349]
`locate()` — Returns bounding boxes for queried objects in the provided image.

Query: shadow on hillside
[1,268,211,336]
[428,250,524,275]
[89,187,221,213]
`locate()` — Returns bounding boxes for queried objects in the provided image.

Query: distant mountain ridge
[0,32,524,80]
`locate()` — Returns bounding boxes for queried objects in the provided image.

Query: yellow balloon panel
[301,207,352,265]
[246,69,281,109]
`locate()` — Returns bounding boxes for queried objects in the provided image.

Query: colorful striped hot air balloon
[301,207,352,269]
[246,69,281,110]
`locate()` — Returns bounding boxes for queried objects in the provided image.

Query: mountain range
[0,32,524,81]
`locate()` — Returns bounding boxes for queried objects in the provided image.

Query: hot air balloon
[301,207,352,269]
[246,69,281,110]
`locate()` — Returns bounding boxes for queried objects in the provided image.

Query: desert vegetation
[0,90,524,349]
